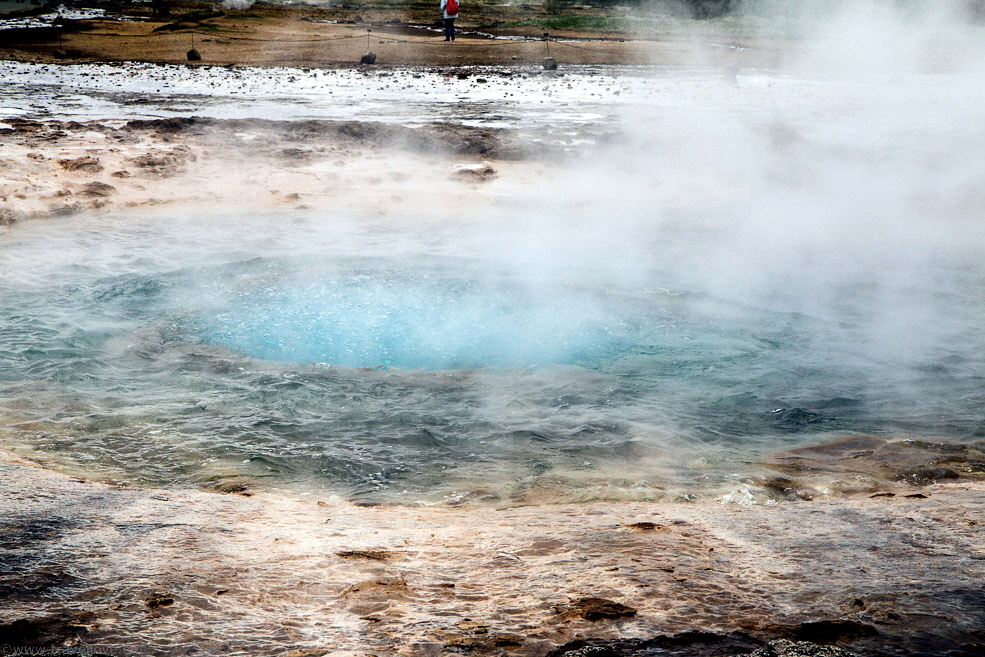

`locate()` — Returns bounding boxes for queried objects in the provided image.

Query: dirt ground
[0,2,786,68]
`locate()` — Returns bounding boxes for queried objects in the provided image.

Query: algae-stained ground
[1,453,984,657]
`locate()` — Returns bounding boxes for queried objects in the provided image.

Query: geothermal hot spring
[2,24,985,507]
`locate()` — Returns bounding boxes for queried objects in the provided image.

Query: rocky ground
[1,436,983,657]
[0,116,552,227]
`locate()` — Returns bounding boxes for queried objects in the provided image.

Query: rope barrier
[76,24,638,64]
[359,32,631,54]
[79,28,634,54]
[193,31,368,43]
[78,30,367,42]
[551,39,635,56]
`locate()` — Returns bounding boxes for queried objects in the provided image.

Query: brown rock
[49,202,84,216]
[129,151,185,178]
[214,482,252,495]
[748,619,878,643]
[758,476,817,501]
[58,156,103,173]
[143,593,174,609]
[280,148,312,160]
[766,435,985,490]
[452,165,497,183]
[337,549,392,561]
[344,577,409,598]
[624,521,664,532]
[556,597,637,621]
[80,182,116,197]
[0,611,96,646]
[895,467,960,485]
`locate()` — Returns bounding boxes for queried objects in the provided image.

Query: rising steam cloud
[221,0,255,9]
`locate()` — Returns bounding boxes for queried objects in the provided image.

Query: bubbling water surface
[204,261,635,369]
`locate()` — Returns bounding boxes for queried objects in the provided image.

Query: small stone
[360,52,377,65]
[49,202,84,216]
[759,476,817,501]
[344,576,408,597]
[214,482,251,495]
[58,156,103,172]
[895,467,960,485]
[143,593,174,609]
[336,550,391,561]
[452,165,497,183]
[556,597,637,621]
[0,204,25,226]
[279,148,311,160]
[543,57,558,70]
[187,48,201,61]
[80,181,116,197]
[625,521,661,531]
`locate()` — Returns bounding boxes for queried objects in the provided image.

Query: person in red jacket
[440,0,459,41]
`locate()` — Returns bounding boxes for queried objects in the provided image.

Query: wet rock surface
[143,593,175,609]
[556,598,638,622]
[764,435,985,497]
[547,631,764,657]
[0,454,983,656]
[750,640,863,657]
[120,116,542,160]
[0,612,97,649]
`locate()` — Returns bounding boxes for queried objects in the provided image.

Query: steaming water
[2,199,984,504]
[3,48,985,504]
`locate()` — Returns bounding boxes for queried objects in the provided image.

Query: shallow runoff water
[2,56,985,505]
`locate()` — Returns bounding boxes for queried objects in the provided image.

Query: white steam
[516,0,985,370]
[221,0,255,10]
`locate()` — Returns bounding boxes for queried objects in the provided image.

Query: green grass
[173,7,225,21]
[522,14,629,31]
